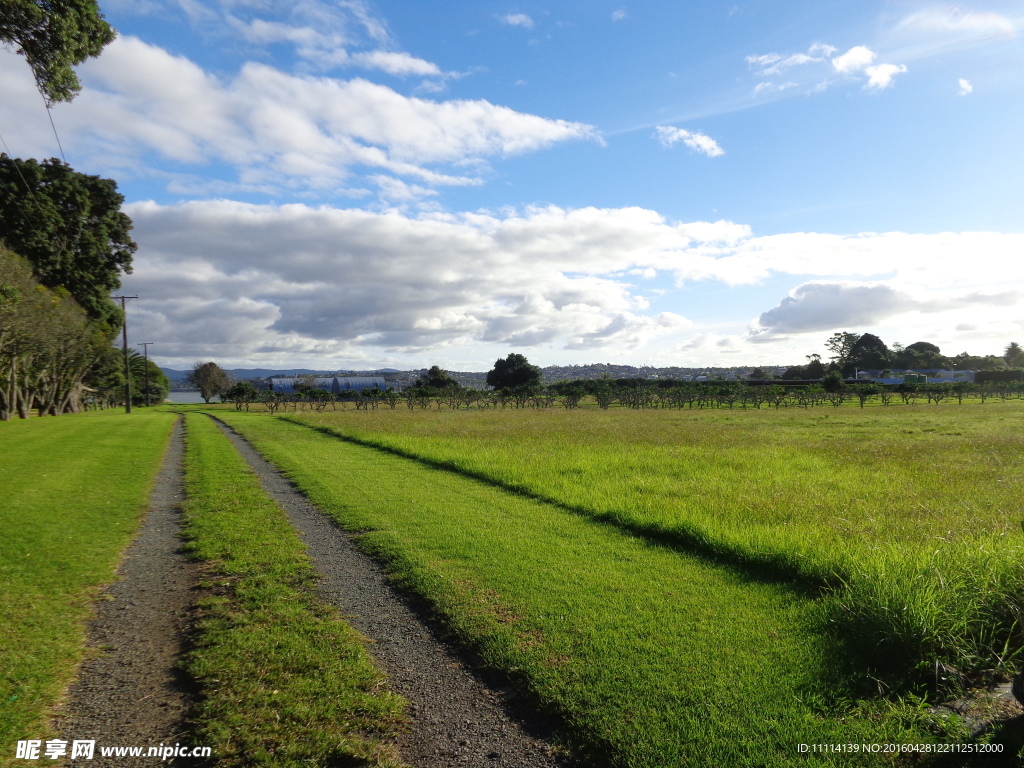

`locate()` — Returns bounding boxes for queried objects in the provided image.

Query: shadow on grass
[229,413,1017,744]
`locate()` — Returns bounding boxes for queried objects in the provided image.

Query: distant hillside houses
[271,376,386,394]
[853,369,976,384]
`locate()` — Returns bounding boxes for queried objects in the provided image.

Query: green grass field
[0,409,176,761]
[284,403,1024,678]
[216,409,973,767]
[179,413,406,766]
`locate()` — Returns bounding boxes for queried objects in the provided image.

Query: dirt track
[57,417,201,766]
[209,415,565,768]
[54,413,565,767]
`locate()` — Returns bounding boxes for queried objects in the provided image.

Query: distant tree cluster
[781,332,1018,380]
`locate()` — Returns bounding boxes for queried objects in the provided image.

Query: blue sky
[2,0,1022,370]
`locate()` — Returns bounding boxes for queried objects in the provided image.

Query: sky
[2,0,1023,371]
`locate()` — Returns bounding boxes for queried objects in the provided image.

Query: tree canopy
[414,365,458,390]
[486,353,542,392]
[188,361,230,403]
[1,0,116,104]
[845,332,890,374]
[0,155,136,326]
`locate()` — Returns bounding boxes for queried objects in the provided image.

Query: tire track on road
[207,414,566,768]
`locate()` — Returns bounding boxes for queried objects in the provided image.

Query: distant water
[165,391,220,404]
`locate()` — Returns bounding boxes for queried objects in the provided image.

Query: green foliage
[0,410,175,750]
[892,341,947,370]
[486,352,542,392]
[128,351,169,407]
[821,369,845,392]
[0,248,113,419]
[845,332,889,373]
[187,361,230,403]
[222,381,260,411]
[0,155,136,325]
[413,364,458,390]
[824,331,860,365]
[976,368,1024,384]
[1003,342,1024,367]
[180,414,405,766]
[0,0,116,104]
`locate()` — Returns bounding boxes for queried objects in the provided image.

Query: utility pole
[138,342,154,407]
[113,296,137,413]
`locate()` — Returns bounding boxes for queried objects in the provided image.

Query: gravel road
[56,417,202,766]
[209,415,568,768]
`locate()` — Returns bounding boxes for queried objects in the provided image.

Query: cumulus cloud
[116,198,1024,366]
[501,13,534,28]
[865,63,907,89]
[755,282,910,333]
[746,43,906,95]
[0,38,597,199]
[831,45,876,73]
[654,126,725,157]
[753,281,1020,335]
[120,201,714,364]
[958,78,974,95]
[611,10,628,22]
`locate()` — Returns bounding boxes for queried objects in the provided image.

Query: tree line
[780,332,1021,380]
[0,5,165,419]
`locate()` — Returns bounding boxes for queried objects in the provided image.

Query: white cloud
[958,78,974,95]
[611,10,628,22]
[0,38,597,200]
[753,281,1019,335]
[349,50,443,76]
[746,43,906,96]
[654,126,725,157]
[501,13,534,28]
[831,45,876,73]
[121,201,710,364]
[118,198,1024,367]
[864,63,907,89]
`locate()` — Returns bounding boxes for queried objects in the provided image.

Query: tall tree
[0,247,107,418]
[824,332,861,367]
[188,361,230,403]
[845,333,890,374]
[1004,342,1024,367]
[0,155,136,326]
[0,0,116,104]
[486,353,542,392]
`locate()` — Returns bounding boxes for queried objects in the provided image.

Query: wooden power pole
[113,296,137,413]
[138,342,154,407]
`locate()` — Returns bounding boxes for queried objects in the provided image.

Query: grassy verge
[0,409,176,764]
[215,410,962,768]
[179,413,406,767]
[285,404,1024,679]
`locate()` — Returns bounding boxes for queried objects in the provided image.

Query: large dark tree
[486,353,542,392]
[414,365,458,390]
[0,155,136,326]
[1,0,115,104]
[892,341,947,369]
[845,333,890,374]
[824,331,860,367]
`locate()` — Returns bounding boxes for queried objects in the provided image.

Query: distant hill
[161,367,403,383]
